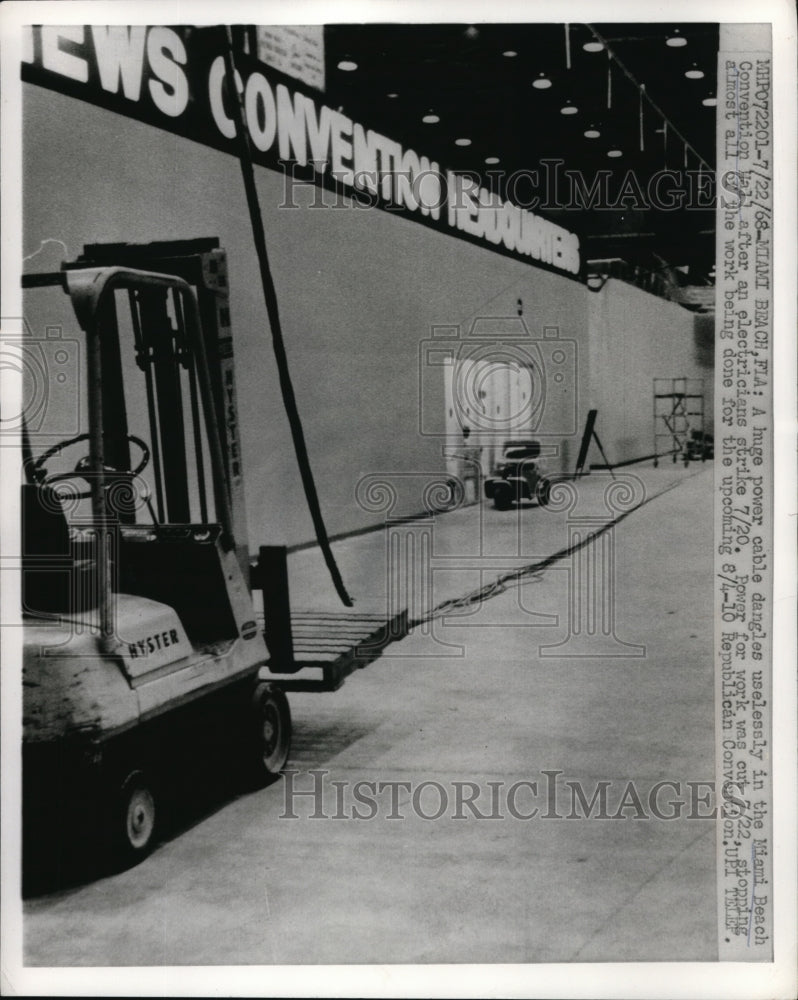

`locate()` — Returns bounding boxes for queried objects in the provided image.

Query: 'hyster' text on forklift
[21,239,405,869]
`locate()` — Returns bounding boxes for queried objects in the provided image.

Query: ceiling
[322,23,719,283]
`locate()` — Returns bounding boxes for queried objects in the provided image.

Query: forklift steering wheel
[33,433,151,500]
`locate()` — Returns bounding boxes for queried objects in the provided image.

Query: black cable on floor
[408,473,689,630]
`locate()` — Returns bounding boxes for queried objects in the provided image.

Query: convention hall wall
[23,84,709,548]
[23,84,591,547]
[587,279,714,467]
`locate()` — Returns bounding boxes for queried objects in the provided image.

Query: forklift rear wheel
[248,683,291,787]
[110,770,157,868]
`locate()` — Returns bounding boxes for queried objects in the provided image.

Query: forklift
[21,239,405,869]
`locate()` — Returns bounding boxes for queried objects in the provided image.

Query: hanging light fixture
[685,65,705,79]
[485,156,500,165]
[560,101,578,115]
[666,30,687,48]
[455,138,472,147]
[702,96,717,107]
[607,149,623,158]
[337,59,358,71]
[583,40,604,53]
[532,73,552,89]
[584,126,600,138]
[422,112,440,124]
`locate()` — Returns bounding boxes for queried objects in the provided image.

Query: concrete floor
[23,464,717,965]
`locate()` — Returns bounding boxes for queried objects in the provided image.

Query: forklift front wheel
[248,683,291,787]
[110,770,157,868]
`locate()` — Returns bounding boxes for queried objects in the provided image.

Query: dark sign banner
[22,24,582,279]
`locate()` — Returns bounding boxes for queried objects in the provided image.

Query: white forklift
[22,239,405,870]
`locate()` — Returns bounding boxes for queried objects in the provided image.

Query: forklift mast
[70,238,251,578]
[23,238,408,695]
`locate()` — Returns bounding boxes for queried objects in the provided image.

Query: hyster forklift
[21,239,404,870]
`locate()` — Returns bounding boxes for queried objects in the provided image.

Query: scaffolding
[653,377,706,466]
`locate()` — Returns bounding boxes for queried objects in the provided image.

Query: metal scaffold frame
[653,377,706,467]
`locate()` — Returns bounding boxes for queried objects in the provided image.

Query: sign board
[256,26,325,92]
[20,25,580,278]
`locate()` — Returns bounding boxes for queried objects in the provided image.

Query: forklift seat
[118,528,239,648]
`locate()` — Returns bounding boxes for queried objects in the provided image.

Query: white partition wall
[23,84,710,546]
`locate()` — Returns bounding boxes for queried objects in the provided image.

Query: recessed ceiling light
[455,138,472,147]
[702,96,717,107]
[583,41,604,53]
[337,60,358,72]
[685,67,704,79]
[666,35,687,47]
[386,92,398,99]
[485,156,500,164]
[503,50,517,58]
[532,74,552,89]
[607,149,623,158]
[422,113,440,124]
[560,104,578,115]
[584,128,600,139]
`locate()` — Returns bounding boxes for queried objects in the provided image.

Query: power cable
[220,28,353,607]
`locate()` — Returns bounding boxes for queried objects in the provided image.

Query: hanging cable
[639,84,645,151]
[219,28,353,607]
[607,50,612,108]
[585,24,712,173]
[21,418,36,484]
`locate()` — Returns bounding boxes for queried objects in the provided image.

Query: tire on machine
[107,768,158,870]
[244,681,292,788]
